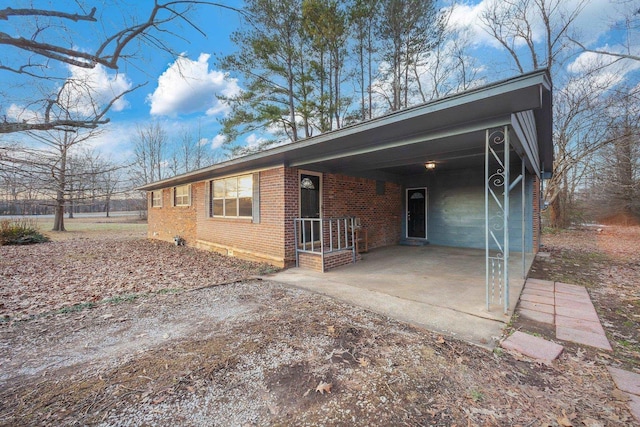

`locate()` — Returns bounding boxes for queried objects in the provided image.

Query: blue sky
[2,0,638,164]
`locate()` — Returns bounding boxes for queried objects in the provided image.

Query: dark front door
[407,188,427,239]
[300,173,321,242]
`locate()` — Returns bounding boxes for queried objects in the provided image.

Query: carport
[284,69,552,316]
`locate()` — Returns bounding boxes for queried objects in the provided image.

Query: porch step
[399,239,430,246]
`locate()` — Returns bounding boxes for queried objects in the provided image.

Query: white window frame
[174,184,191,207]
[210,174,253,218]
[151,190,162,207]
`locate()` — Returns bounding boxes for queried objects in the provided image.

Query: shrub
[0,218,50,245]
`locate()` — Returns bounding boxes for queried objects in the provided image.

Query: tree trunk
[52,191,66,231]
[548,195,561,228]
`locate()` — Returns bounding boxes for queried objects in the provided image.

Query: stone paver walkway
[516,278,640,423]
[518,278,612,351]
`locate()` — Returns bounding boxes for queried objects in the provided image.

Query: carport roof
[138,69,552,191]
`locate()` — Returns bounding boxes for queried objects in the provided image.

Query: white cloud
[210,134,227,149]
[5,104,41,123]
[446,0,624,53]
[147,53,241,117]
[245,133,268,148]
[567,45,640,90]
[64,64,133,114]
[4,65,132,122]
[445,2,496,47]
[85,122,137,162]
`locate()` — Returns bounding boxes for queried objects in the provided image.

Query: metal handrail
[294,217,356,271]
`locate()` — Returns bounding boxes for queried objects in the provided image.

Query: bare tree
[0,2,242,135]
[587,87,640,223]
[570,3,640,63]
[415,7,480,101]
[132,122,168,186]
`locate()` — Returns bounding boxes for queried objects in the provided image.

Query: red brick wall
[322,173,402,249]
[195,167,288,267]
[147,167,403,270]
[147,186,197,244]
[297,250,359,272]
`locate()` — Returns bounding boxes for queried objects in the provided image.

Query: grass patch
[156,288,182,295]
[56,302,97,314]
[469,389,484,402]
[102,294,142,304]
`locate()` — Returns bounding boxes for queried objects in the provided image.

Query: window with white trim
[210,175,253,218]
[151,190,162,207]
[174,185,191,206]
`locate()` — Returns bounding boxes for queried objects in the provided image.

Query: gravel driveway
[0,233,635,426]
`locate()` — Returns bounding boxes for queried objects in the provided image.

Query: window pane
[213,181,225,198]
[238,175,252,197]
[238,197,252,217]
[225,198,237,216]
[213,199,223,216]
[225,178,237,198]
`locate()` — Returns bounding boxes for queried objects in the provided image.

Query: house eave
[138,69,552,192]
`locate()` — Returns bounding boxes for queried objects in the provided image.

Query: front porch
[273,244,533,348]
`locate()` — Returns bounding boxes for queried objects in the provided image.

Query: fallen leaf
[611,388,630,402]
[152,395,167,405]
[557,410,574,426]
[357,357,369,368]
[316,381,332,395]
[581,418,604,427]
[327,325,337,337]
[436,336,445,344]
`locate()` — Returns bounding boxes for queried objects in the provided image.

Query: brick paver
[609,367,640,395]
[608,366,640,423]
[628,394,640,423]
[556,325,612,350]
[519,300,554,314]
[501,331,563,362]
[518,308,555,324]
[520,292,555,306]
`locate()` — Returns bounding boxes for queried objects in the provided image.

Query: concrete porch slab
[271,245,533,348]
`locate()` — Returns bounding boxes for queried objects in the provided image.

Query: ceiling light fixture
[424,162,436,170]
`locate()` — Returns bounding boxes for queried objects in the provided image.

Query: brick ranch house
[139,70,552,311]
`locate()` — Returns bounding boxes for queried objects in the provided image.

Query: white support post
[485,130,490,312]
[522,160,526,279]
[503,126,510,315]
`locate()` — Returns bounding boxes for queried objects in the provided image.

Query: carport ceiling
[292,125,521,181]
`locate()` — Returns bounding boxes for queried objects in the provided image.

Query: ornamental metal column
[485,127,510,314]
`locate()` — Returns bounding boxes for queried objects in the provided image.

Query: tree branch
[0,7,97,22]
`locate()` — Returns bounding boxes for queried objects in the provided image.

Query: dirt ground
[0,218,638,426]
